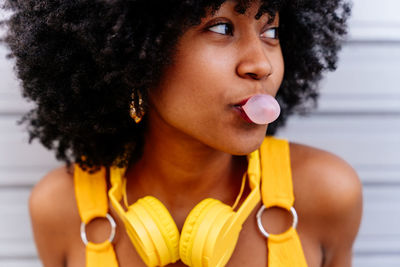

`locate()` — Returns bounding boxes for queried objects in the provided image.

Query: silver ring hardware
[80,213,117,246]
[256,205,298,238]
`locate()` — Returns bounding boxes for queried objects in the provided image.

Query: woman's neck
[124,115,247,223]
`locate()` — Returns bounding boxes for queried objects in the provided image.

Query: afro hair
[1,0,351,170]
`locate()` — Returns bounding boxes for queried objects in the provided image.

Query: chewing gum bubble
[242,94,280,125]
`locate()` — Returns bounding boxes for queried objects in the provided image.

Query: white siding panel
[354,186,400,254]
[324,45,400,94]
[0,189,37,259]
[353,255,400,267]
[319,44,400,113]
[0,116,60,186]
[349,0,400,41]
[0,168,54,187]
[0,46,34,114]
[0,260,41,267]
[277,115,400,170]
[350,0,400,24]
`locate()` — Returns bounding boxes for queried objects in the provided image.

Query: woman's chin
[225,133,267,156]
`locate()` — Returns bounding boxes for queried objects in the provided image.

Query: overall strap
[260,137,294,210]
[74,164,119,267]
[259,137,308,267]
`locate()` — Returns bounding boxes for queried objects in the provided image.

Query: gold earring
[130,90,145,123]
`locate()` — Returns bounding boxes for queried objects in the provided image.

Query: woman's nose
[236,38,273,80]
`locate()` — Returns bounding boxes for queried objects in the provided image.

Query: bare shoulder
[30,165,77,227]
[289,142,363,265]
[289,142,362,209]
[29,165,80,266]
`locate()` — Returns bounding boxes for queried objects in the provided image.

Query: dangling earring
[129,90,145,123]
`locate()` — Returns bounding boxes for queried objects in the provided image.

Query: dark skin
[28,1,362,266]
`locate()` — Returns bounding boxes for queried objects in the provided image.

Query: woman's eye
[261,27,279,39]
[208,23,233,35]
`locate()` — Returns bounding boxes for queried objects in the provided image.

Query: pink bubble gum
[242,94,280,125]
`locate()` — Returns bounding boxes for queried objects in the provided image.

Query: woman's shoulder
[29,166,77,222]
[29,165,81,265]
[288,142,362,210]
[289,142,363,264]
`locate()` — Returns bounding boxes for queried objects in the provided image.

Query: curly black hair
[1,0,351,170]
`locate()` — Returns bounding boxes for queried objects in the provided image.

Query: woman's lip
[234,106,254,123]
[234,98,250,107]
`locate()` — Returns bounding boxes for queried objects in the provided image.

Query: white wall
[1,0,399,266]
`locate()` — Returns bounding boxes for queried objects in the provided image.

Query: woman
[2,0,362,266]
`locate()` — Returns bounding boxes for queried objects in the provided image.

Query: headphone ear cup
[179,198,217,266]
[180,198,237,267]
[124,196,180,266]
[138,197,181,262]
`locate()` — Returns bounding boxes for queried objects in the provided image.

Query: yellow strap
[260,137,294,210]
[267,228,308,267]
[74,164,119,267]
[260,137,308,267]
[86,241,119,267]
[74,165,108,223]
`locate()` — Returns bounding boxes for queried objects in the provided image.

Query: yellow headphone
[109,150,261,267]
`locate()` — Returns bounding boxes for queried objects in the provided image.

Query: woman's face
[148,1,284,154]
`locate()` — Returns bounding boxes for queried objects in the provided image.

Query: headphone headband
[108,149,261,267]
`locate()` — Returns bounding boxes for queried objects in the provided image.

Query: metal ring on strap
[80,213,117,246]
[256,205,298,238]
